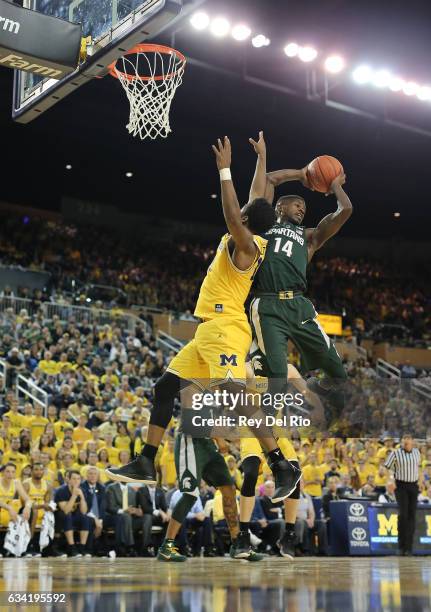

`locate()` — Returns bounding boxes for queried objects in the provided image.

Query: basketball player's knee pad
[240,456,261,497]
[150,372,180,429]
[172,493,196,524]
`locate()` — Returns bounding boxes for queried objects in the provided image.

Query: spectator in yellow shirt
[126,408,144,437]
[21,402,34,428]
[55,426,74,448]
[97,448,110,469]
[356,457,377,486]
[85,428,104,452]
[1,415,20,443]
[100,433,120,466]
[73,414,92,449]
[54,408,71,440]
[57,435,78,460]
[118,450,131,467]
[225,455,243,490]
[68,400,89,424]
[80,451,99,479]
[34,432,57,461]
[297,441,312,465]
[159,438,177,488]
[302,453,325,497]
[39,452,56,485]
[212,489,239,524]
[100,367,120,388]
[134,426,148,456]
[375,465,389,487]
[3,437,27,476]
[113,423,131,452]
[3,399,26,430]
[28,404,49,440]
[98,414,120,439]
[47,404,58,424]
[377,437,396,460]
[38,351,59,376]
[57,452,80,484]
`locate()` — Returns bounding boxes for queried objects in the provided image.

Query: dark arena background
[0,1,430,611]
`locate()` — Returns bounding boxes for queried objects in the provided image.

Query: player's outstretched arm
[307,174,353,259]
[248,131,267,202]
[212,137,257,270]
[264,167,311,205]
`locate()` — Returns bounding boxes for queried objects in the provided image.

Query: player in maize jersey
[107,134,301,503]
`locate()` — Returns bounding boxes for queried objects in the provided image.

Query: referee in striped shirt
[384,433,420,556]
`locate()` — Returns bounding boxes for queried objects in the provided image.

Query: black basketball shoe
[105,455,157,484]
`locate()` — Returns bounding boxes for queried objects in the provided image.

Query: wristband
[219,168,232,182]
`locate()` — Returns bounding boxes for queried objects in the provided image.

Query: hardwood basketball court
[1,557,430,611]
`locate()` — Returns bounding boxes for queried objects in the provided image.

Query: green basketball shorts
[174,434,234,497]
[249,295,347,380]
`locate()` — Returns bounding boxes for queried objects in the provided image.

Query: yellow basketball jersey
[0,479,21,526]
[24,478,48,505]
[0,478,17,504]
[194,234,267,320]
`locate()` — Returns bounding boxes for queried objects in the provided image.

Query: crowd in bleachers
[0,207,430,557]
[0,299,430,557]
[0,210,430,343]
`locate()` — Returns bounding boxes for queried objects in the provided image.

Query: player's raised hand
[300,166,314,190]
[327,173,346,196]
[212,136,232,170]
[249,131,266,156]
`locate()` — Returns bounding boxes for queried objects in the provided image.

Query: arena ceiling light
[298,46,318,63]
[231,24,252,41]
[352,65,373,84]
[403,81,419,96]
[324,55,345,74]
[252,34,270,48]
[389,77,405,92]
[125,172,133,178]
[416,86,431,101]
[65,164,72,170]
[372,70,391,88]
[190,11,210,31]
[210,17,231,38]
[284,42,299,58]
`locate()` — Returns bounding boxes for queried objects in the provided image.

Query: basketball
[306,155,344,193]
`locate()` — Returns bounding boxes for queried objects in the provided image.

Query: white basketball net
[114,47,185,140]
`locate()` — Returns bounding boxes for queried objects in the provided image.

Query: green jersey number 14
[274,237,293,258]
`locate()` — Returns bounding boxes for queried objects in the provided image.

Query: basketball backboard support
[12,0,204,123]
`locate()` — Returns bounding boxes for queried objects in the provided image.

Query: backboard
[12,0,204,123]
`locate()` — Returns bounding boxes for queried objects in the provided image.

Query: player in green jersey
[247,134,353,403]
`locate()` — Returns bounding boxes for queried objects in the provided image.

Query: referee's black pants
[395,480,418,553]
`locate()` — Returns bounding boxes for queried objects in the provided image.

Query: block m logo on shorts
[220,354,238,367]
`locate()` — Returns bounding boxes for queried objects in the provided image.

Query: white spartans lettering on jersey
[266,226,305,246]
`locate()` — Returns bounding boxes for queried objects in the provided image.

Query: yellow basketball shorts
[167,317,251,387]
[240,436,298,464]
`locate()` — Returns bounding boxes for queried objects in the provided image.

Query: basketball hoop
[108,44,186,140]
